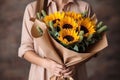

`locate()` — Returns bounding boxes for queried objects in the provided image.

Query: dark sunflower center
[76,27,79,32]
[81,26,89,33]
[63,24,73,29]
[63,35,74,42]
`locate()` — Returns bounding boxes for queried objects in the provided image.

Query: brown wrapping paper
[31,19,108,80]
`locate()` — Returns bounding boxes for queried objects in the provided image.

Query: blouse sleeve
[18,4,35,58]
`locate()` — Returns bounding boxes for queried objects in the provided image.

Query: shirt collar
[47,0,74,7]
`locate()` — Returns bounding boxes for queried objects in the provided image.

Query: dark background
[0,0,120,80]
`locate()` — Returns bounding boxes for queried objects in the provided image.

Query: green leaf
[41,10,47,17]
[81,45,86,52]
[97,25,107,34]
[73,45,79,52]
[87,34,93,41]
[79,36,83,43]
[49,31,54,36]
[36,26,43,36]
[54,31,59,37]
[89,38,96,44]
[79,30,84,36]
[48,21,55,32]
[96,21,103,29]
[36,12,41,20]
[84,40,89,47]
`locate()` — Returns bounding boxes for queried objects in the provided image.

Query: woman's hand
[42,58,65,76]
[23,51,75,77]
[61,66,75,77]
[41,58,75,77]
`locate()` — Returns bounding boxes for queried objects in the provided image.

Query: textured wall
[0,0,34,80]
[0,0,120,80]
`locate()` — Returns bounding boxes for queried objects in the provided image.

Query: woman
[18,0,97,80]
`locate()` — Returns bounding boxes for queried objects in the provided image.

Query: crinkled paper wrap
[31,19,108,80]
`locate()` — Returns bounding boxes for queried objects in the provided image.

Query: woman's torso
[26,0,90,80]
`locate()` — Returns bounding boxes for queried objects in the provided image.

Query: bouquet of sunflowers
[37,10,107,52]
[31,10,108,80]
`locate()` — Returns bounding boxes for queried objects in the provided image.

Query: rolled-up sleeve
[18,4,34,58]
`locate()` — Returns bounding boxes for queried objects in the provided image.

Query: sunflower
[59,16,78,30]
[43,12,65,27]
[65,12,82,20]
[57,29,80,45]
[80,18,96,37]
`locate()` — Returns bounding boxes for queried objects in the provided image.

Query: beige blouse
[18,0,97,80]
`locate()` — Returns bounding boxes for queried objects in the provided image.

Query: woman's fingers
[51,62,64,76]
[64,70,73,77]
[43,58,65,76]
[54,71,61,76]
[55,67,62,73]
[43,58,76,77]
[56,64,64,69]
[62,66,75,77]
[62,66,74,73]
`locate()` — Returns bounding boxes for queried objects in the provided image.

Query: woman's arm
[23,50,44,66]
[23,50,65,76]
[18,3,64,76]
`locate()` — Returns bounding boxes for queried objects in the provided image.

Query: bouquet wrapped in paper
[30,11,108,80]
